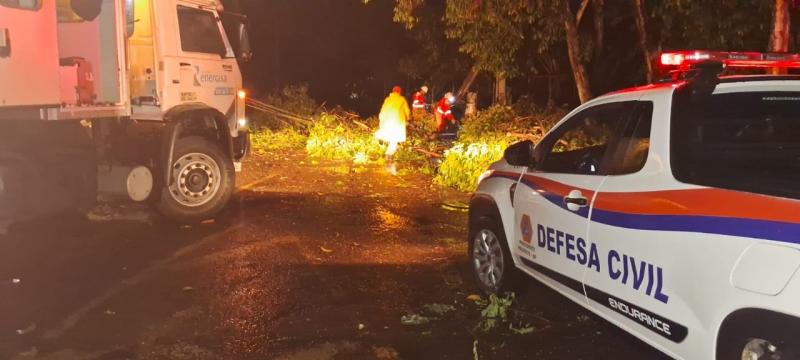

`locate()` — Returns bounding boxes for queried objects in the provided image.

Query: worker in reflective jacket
[375,86,411,164]
[435,92,456,133]
[412,86,429,111]
[411,86,429,123]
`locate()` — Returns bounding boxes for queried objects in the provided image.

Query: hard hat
[445,92,455,103]
[392,86,402,94]
[421,86,429,93]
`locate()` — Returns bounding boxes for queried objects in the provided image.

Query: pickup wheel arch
[469,194,503,225]
[716,308,800,360]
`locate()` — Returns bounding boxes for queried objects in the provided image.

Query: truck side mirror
[237,23,253,62]
[221,12,252,63]
[125,0,135,37]
[504,140,536,168]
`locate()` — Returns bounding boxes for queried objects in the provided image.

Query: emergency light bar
[660,50,800,69]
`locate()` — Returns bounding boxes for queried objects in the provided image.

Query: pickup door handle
[180,62,192,67]
[563,189,589,211]
[564,197,588,207]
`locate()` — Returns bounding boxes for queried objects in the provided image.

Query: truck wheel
[157,136,234,223]
[469,216,524,294]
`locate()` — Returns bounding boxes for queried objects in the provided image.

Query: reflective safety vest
[435,98,453,120]
[412,91,426,109]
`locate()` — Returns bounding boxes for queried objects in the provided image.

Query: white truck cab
[0,0,252,224]
[470,51,800,360]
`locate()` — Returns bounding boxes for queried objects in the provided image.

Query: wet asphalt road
[0,151,669,359]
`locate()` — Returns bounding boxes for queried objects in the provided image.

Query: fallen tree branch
[413,147,443,158]
[352,119,371,131]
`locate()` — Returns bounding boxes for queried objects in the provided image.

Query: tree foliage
[383,0,788,105]
[650,0,773,51]
[442,0,532,78]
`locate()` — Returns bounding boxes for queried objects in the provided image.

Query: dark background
[221,1,793,116]
[224,0,423,115]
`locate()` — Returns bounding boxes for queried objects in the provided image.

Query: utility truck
[0,0,252,225]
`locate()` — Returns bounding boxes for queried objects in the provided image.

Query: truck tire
[157,136,234,223]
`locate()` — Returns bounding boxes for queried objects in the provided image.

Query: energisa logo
[193,66,228,87]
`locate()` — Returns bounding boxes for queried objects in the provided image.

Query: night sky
[226,0,417,114]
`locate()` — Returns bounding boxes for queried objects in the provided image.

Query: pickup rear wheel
[157,136,234,223]
[469,216,523,294]
[717,316,800,360]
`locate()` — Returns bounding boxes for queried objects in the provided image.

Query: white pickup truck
[0,0,253,226]
[470,51,800,360]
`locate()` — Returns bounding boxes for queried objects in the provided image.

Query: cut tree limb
[413,147,443,158]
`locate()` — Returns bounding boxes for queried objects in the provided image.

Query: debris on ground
[438,237,463,248]
[466,294,483,303]
[87,204,150,222]
[16,323,36,335]
[104,309,116,316]
[422,303,456,316]
[478,293,514,332]
[372,346,400,360]
[576,314,591,322]
[86,205,114,222]
[509,323,535,335]
[200,219,216,225]
[11,278,21,284]
[320,246,334,253]
[400,314,430,326]
[358,323,365,331]
[440,201,469,212]
[182,286,195,292]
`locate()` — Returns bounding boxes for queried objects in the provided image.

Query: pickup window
[0,0,40,10]
[537,101,652,176]
[177,6,226,56]
[672,90,800,199]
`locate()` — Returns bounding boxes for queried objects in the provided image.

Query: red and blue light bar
[660,50,800,69]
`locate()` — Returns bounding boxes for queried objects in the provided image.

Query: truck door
[0,1,61,108]
[175,5,240,114]
[514,101,636,301]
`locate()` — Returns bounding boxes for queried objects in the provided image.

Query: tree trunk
[769,0,791,74]
[456,66,480,99]
[592,0,605,54]
[770,0,791,52]
[632,0,653,83]
[494,73,508,106]
[562,0,592,103]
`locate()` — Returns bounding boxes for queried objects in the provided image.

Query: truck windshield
[671,90,800,200]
